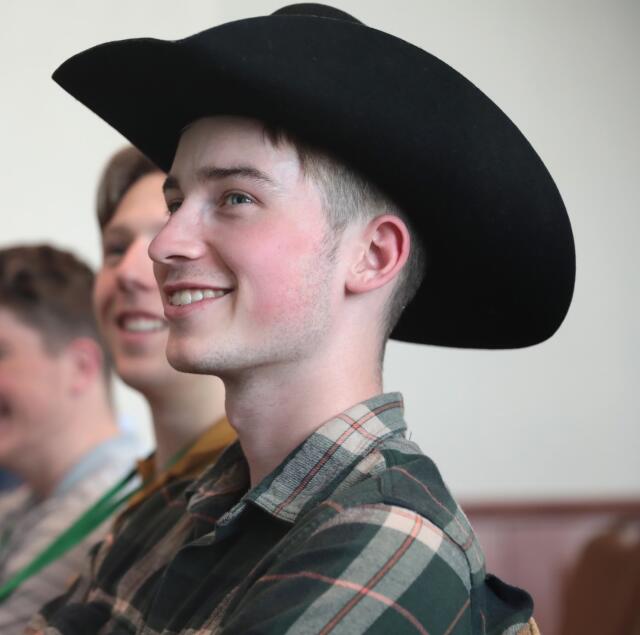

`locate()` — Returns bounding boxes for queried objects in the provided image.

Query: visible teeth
[123,317,165,332]
[169,288,226,306]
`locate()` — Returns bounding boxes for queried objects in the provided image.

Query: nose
[115,237,155,293]
[148,206,206,266]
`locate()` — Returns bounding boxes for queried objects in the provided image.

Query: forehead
[170,116,302,187]
[104,172,167,232]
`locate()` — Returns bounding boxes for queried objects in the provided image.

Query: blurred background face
[0,308,69,470]
[93,172,174,393]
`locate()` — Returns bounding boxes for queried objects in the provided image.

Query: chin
[166,335,238,378]
[116,358,174,392]
[165,339,207,374]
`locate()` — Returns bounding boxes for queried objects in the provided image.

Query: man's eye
[102,243,127,264]
[223,192,254,206]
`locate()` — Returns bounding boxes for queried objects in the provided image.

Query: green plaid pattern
[29,393,534,634]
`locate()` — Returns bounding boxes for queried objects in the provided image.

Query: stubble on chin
[165,238,338,378]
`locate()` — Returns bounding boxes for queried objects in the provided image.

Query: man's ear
[345,214,410,295]
[64,337,104,396]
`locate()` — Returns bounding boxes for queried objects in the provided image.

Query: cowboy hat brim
[53,4,575,348]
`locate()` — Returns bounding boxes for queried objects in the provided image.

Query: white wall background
[1,0,638,501]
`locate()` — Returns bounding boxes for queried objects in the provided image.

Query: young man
[31,4,575,633]
[0,245,139,634]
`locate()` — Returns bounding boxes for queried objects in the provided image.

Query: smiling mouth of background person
[117,314,167,333]
[168,288,230,307]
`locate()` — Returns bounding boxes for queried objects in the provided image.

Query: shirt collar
[214,392,405,526]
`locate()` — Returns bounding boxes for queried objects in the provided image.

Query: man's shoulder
[296,447,535,634]
[0,485,31,516]
[326,443,485,581]
[240,445,528,634]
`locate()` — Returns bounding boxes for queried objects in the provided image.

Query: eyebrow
[101,220,166,240]
[163,165,275,193]
[101,225,129,238]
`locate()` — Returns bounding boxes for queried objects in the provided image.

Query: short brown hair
[263,125,426,347]
[96,146,159,230]
[0,244,111,382]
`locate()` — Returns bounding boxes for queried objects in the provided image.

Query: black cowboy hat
[53,3,575,349]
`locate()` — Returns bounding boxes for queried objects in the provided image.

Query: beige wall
[1,0,638,499]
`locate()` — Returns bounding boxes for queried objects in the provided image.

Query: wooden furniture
[465,500,640,635]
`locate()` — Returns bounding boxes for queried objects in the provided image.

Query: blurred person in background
[91,146,233,519]
[2,144,233,632]
[0,244,139,633]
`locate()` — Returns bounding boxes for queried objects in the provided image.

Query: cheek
[93,272,120,340]
[0,373,18,399]
[93,271,113,316]
[239,228,328,323]
[0,362,49,411]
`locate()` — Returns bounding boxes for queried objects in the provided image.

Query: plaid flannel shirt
[29,393,536,634]
[122,417,235,518]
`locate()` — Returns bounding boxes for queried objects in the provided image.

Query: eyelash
[165,192,256,216]
[223,192,255,206]
[102,242,128,264]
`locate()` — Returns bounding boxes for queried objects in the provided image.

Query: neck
[22,400,118,499]
[224,343,381,488]
[145,374,226,471]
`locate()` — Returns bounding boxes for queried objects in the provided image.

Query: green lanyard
[0,443,193,603]
[0,467,141,602]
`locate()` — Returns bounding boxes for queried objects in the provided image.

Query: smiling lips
[168,288,228,307]
[117,313,167,333]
